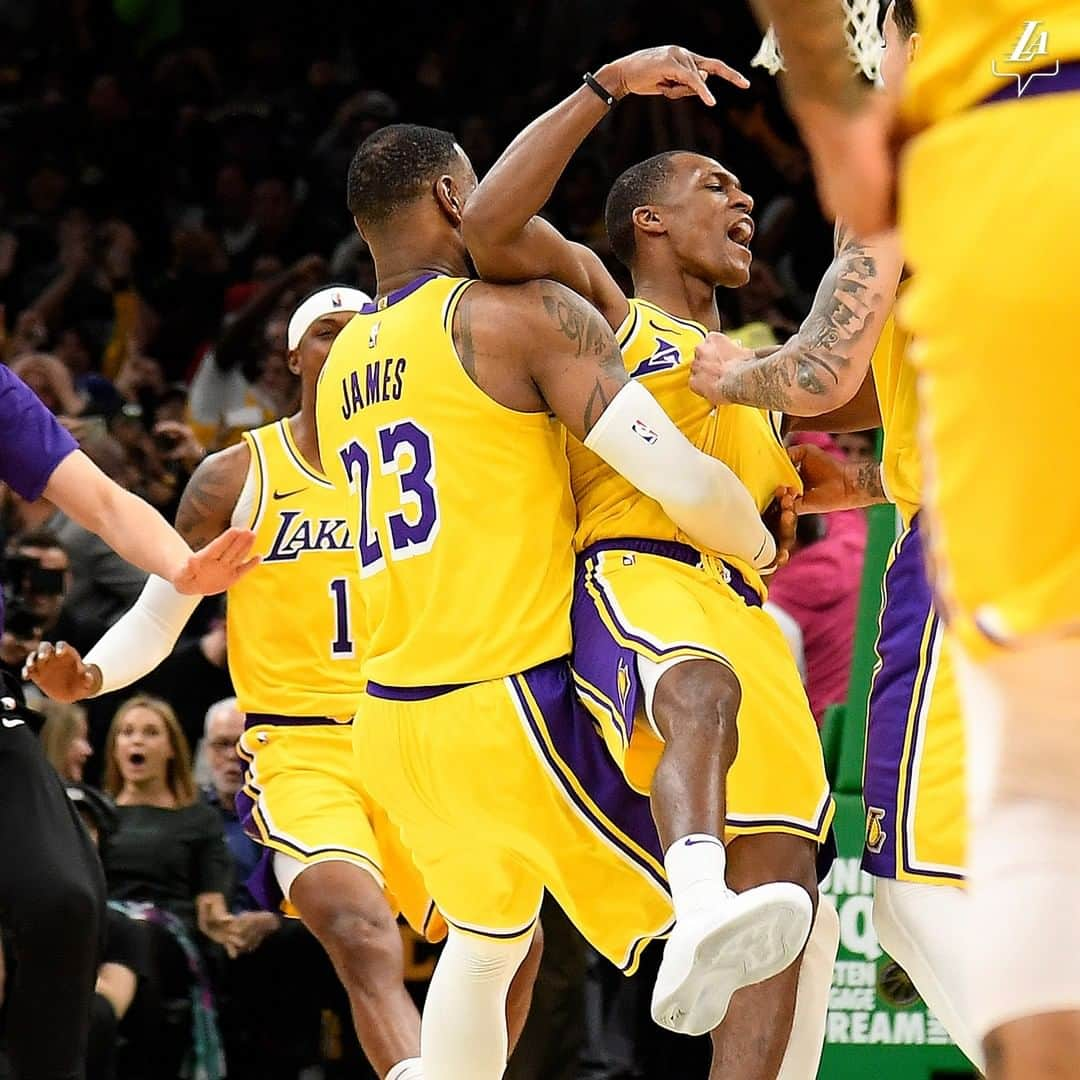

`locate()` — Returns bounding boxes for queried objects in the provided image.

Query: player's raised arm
[690,226,902,415]
[27,445,250,701]
[462,46,747,330]
[460,279,774,568]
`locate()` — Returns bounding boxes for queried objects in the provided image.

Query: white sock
[386,1059,424,1080]
[664,834,731,920]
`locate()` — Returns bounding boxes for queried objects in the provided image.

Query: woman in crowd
[39,700,94,781]
[101,694,232,1079]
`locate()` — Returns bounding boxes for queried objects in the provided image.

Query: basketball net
[752,0,883,82]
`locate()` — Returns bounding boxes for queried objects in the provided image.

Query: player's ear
[632,204,667,240]
[907,31,921,61]
[434,175,463,225]
[287,349,301,376]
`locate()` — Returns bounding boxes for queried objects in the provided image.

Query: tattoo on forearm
[174,457,237,552]
[720,233,882,412]
[853,459,884,501]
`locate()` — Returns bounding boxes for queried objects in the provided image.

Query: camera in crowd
[2,550,66,643]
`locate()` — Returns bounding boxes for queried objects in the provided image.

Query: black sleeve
[189,803,233,898]
[102,908,149,979]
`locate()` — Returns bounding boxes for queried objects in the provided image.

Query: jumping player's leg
[705,833,820,1080]
[644,657,813,1036]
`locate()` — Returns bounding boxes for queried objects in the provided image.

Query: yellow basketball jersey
[227,419,361,718]
[316,273,576,687]
[872,282,921,526]
[903,3,1080,127]
[568,298,800,595]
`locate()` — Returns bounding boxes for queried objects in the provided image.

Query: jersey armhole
[235,432,265,531]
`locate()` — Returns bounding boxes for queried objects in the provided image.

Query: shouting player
[463,45,835,1079]
[317,119,795,1080]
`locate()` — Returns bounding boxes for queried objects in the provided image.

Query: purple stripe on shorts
[862,515,935,879]
[511,660,667,897]
[243,712,345,729]
[983,57,1080,106]
[366,680,471,701]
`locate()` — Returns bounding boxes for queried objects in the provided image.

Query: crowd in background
[0,1,875,1075]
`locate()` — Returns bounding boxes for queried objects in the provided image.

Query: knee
[653,661,741,754]
[311,900,402,982]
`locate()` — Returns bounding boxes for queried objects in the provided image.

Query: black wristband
[583,72,616,107]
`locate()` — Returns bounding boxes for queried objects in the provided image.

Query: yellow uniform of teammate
[898,3,1080,657]
[318,274,672,969]
[231,417,441,938]
[862,303,965,886]
[569,297,833,844]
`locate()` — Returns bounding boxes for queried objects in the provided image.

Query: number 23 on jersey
[338,419,441,577]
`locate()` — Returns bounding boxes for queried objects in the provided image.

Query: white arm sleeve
[84,575,202,695]
[584,380,776,569]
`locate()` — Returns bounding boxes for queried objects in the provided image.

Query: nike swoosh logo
[684,836,725,848]
[272,487,308,500]
[2,717,25,729]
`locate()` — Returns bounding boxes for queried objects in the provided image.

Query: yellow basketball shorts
[355,660,674,974]
[899,90,1080,660]
[236,718,444,941]
[571,540,834,844]
[862,516,966,885]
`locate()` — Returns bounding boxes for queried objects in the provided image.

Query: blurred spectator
[101,694,231,1080]
[39,699,94,781]
[766,433,868,725]
[201,697,324,1078]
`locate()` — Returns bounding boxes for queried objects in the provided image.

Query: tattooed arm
[690,228,902,415]
[25,446,250,701]
[452,279,773,562]
[789,441,887,514]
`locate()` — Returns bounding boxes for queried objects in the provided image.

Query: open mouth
[727,217,755,249]
[128,752,146,767]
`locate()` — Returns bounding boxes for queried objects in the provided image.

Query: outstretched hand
[602,46,749,107]
[171,527,259,596]
[23,641,100,702]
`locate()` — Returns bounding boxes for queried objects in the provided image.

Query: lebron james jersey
[871,282,921,525]
[227,418,361,718]
[568,298,800,595]
[316,273,576,687]
[904,3,1080,127]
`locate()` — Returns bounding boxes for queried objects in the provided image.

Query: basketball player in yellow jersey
[464,46,837,1079]
[319,120,801,1080]
[752,2,1080,1075]
[688,6,980,1067]
[25,289,539,1080]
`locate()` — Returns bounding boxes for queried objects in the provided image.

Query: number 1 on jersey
[328,577,354,658]
[339,420,440,578]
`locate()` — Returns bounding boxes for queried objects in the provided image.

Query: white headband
[287,286,372,350]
